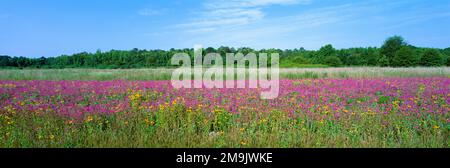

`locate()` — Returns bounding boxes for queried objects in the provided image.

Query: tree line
[1,36,449,69]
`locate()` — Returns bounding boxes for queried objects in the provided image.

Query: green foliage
[377,55,390,67]
[323,56,343,67]
[392,47,419,67]
[0,68,448,81]
[279,55,327,68]
[381,36,407,62]
[315,44,336,64]
[292,55,310,64]
[447,57,450,66]
[440,48,450,66]
[366,47,380,65]
[0,36,448,68]
[338,47,380,66]
[1,102,447,148]
[0,56,11,67]
[441,47,450,58]
[213,109,233,131]
[420,49,444,66]
[279,63,329,68]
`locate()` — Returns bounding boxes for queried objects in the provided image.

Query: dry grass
[0,67,449,81]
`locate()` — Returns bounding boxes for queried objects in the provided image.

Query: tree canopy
[380,36,408,64]
[392,46,418,67]
[420,49,444,66]
[1,36,448,69]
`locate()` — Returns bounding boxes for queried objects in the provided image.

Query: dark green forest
[1,36,449,69]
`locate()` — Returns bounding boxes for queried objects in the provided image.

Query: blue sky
[1,0,449,57]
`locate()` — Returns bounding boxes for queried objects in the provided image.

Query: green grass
[279,62,329,68]
[0,68,174,81]
[280,67,450,79]
[1,67,449,148]
[1,103,447,148]
[0,67,449,80]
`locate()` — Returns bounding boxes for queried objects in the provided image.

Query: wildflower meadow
[0,76,448,147]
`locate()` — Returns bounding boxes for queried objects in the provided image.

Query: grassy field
[0,68,449,148]
[0,67,449,80]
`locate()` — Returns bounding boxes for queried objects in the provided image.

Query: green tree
[205,47,216,53]
[381,36,407,62]
[392,47,418,67]
[323,56,343,67]
[447,57,450,66]
[420,49,444,66]
[0,56,11,67]
[442,47,450,57]
[366,47,380,66]
[0,40,447,69]
[377,55,390,67]
[16,57,31,68]
[292,55,310,64]
[315,44,336,64]
[37,57,46,68]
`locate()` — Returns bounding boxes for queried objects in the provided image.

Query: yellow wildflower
[240,141,247,146]
[145,118,155,126]
[319,119,325,125]
[85,115,93,122]
[433,125,440,130]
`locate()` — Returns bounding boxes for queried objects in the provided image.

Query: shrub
[447,57,450,66]
[292,56,310,64]
[392,47,419,67]
[378,55,390,67]
[381,36,407,62]
[420,49,444,66]
[323,56,343,67]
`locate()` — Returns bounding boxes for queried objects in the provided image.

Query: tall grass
[0,67,449,81]
[2,103,447,148]
[280,67,450,79]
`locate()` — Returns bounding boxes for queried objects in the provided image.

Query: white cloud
[204,0,310,9]
[173,1,391,48]
[166,0,450,49]
[383,10,450,30]
[174,0,309,31]
[185,27,217,34]
[175,8,264,29]
[138,8,167,16]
